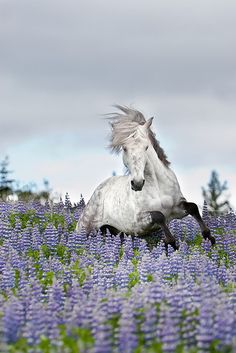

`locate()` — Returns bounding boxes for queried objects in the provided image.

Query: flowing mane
[108,105,170,167]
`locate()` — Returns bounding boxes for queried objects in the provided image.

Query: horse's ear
[144,117,154,129]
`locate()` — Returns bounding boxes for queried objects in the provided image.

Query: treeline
[0,156,51,202]
[0,156,232,214]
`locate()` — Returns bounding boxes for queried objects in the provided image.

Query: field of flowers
[0,194,236,353]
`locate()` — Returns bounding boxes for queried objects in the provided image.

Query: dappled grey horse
[77,106,215,250]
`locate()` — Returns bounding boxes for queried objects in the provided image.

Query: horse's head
[122,117,153,191]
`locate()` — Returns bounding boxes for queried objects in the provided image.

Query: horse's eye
[123,147,127,152]
[145,145,149,151]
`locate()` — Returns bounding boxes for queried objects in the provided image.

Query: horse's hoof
[202,228,211,240]
[165,240,179,251]
[202,229,215,246]
[209,235,216,246]
[171,242,179,251]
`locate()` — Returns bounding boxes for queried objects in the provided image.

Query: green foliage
[41,271,54,289]
[27,249,40,261]
[14,269,20,290]
[59,325,94,353]
[41,244,51,259]
[38,336,51,353]
[9,211,38,228]
[7,337,29,353]
[119,245,124,259]
[192,233,203,247]
[141,342,163,353]
[7,326,94,353]
[72,260,91,286]
[147,273,154,282]
[128,268,140,288]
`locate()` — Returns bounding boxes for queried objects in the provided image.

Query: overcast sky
[1,0,236,208]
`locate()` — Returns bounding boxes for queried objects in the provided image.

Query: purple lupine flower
[141,305,158,347]
[156,302,180,353]
[0,196,236,351]
[92,301,113,353]
[115,259,133,289]
[213,302,235,349]
[63,266,73,287]
[138,253,153,282]
[92,321,113,353]
[2,297,24,343]
[15,201,27,213]
[76,226,88,249]
[21,226,32,252]
[151,241,165,259]
[46,299,61,344]
[0,216,12,241]
[1,262,15,292]
[29,278,44,303]
[201,239,211,253]
[180,303,198,349]
[123,236,134,260]
[67,231,76,251]
[22,299,47,345]
[138,238,149,255]
[118,303,138,353]
[32,224,43,247]
[202,200,209,223]
[44,224,59,250]
[196,301,215,353]
[101,243,117,268]
[218,264,228,285]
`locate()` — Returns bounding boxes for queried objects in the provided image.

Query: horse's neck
[145,146,173,185]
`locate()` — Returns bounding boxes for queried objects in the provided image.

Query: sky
[0,0,236,209]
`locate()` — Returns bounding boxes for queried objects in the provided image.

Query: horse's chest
[137,184,183,217]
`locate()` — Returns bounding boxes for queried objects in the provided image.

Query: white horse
[77,106,215,250]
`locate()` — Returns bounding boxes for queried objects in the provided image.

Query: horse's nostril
[142,179,145,186]
[131,180,134,186]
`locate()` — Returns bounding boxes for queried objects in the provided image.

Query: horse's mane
[107,105,170,167]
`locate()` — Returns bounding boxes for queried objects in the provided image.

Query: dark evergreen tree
[0,156,15,200]
[202,170,231,215]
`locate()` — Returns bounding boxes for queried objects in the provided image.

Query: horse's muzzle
[131,179,145,191]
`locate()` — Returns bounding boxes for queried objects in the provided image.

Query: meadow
[0,194,236,353]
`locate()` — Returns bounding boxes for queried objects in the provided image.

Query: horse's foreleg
[140,211,178,251]
[180,201,215,245]
[150,211,179,250]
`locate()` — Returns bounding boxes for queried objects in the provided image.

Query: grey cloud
[0,0,236,174]
[0,0,236,97]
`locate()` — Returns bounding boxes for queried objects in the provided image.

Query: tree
[0,156,52,202]
[0,156,15,200]
[202,170,231,215]
[15,179,52,202]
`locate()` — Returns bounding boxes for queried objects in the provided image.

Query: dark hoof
[171,242,179,251]
[202,229,216,246]
[165,240,179,251]
[209,235,216,246]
